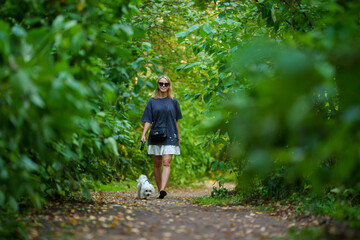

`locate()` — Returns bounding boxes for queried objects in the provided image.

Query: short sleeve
[141,99,153,123]
[174,99,183,120]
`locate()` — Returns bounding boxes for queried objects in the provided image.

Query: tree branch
[153,31,182,58]
[291,0,294,29]
[295,0,313,29]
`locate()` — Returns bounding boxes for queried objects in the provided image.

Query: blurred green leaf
[105,137,119,157]
[203,23,212,34]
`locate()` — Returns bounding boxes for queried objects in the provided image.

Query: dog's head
[141,182,155,199]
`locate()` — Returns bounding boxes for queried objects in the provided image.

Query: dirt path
[26,183,308,240]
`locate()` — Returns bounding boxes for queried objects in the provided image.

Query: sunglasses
[158,82,170,87]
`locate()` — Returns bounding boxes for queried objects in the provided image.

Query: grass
[90,177,201,192]
[91,179,137,192]
[193,194,242,205]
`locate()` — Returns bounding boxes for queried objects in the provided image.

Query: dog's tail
[136,174,146,183]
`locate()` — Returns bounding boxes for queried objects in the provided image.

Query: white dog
[136,175,155,199]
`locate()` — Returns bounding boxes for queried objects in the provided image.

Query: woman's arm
[176,120,180,146]
[141,122,152,142]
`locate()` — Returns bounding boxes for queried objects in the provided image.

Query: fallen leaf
[69,217,77,225]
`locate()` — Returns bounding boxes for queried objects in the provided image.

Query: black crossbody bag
[149,100,170,142]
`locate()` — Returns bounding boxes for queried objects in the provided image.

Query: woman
[141,75,183,199]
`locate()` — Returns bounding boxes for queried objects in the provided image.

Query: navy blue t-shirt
[141,97,183,146]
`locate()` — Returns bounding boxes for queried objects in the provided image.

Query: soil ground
[25,182,317,240]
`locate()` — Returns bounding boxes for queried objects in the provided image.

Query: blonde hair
[152,75,174,99]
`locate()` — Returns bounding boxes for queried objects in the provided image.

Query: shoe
[158,190,167,199]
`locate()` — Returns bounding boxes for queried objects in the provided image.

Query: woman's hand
[141,122,151,143]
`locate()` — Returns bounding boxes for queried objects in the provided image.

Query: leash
[140,141,148,175]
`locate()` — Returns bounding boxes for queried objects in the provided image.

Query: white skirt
[148,145,180,155]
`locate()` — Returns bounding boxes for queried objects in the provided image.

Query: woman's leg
[160,154,173,191]
[153,155,162,192]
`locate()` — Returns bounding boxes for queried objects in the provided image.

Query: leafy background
[1,0,360,237]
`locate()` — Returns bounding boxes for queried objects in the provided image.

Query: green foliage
[0,210,27,239]
[211,186,229,198]
[0,0,154,235]
[2,0,359,236]
[174,0,360,229]
[0,2,216,232]
[286,227,325,240]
